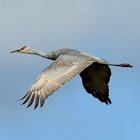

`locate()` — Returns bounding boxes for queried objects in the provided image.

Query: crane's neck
[30,49,58,60]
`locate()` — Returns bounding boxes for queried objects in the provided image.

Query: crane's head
[10,45,34,54]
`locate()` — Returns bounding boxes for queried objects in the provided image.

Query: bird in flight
[10,46,132,109]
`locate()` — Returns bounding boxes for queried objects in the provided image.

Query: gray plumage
[10,46,132,109]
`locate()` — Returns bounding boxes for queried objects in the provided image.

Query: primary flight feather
[10,46,132,109]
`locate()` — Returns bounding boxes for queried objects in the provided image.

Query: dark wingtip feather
[34,94,39,110]
[40,101,45,108]
[21,92,32,105]
[105,98,112,105]
[19,92,29,101]
[26,93,35,108]
[40,95,45,108]
[105,100,108,105]
[107,98,112,104]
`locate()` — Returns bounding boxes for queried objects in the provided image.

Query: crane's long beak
[10,49,20,53]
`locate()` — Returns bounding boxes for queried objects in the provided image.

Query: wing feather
[35,94,39,109]
[20,55,93,109]
[27,93,35,108]
[21,92,32,105]
[40,90,45,107]
[80,62,112,104]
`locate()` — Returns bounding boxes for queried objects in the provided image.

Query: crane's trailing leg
[110,63,133,68]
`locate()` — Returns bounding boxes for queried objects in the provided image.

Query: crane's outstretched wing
[80,62,112,104]
[20,55,93,109]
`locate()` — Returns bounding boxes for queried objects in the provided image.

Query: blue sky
[0,0,140,140]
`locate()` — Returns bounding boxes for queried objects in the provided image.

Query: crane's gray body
[10,46,132,109]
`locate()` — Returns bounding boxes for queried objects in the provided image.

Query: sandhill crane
[10,46,132,109]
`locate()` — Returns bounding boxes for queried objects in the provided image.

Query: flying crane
[10,46,132,109]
